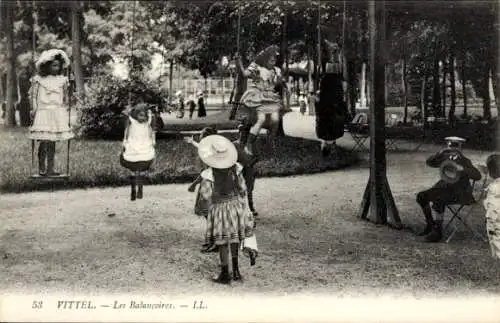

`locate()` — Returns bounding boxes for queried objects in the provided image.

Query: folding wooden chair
[443,164,490,243]
[346,113,370,152]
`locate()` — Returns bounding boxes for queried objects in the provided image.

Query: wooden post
[168,59,173,106]
[358,0,401,229]
[316,0,321,87]
[71,1,85,100]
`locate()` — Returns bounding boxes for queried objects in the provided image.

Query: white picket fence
[162,78,235,96]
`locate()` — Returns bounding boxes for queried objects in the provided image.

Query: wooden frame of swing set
[29,1,71,181]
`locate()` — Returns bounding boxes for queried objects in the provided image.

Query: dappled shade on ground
[1,159,498,296]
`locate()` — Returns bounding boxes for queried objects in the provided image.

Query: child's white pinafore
[484,179,500,261]
[123,115,155,162]
[29,75,74,141]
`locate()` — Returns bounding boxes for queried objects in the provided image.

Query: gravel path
[1,112,499,297]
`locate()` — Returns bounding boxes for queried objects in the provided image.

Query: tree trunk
[168,60,174,105]
[441,58,447,117]
[461,58,468,116]
[483,68,491,120]
[347,60,356,118]
[71,1,85,100]
[449,55,456,123]
[360,62,367,108]
[422,72,429,123]
[18,76,31,127]
[4,2,17,127]
[0,74,4,119]
[432,57,441,117]
[359,0,400,227]
[402,58,408,124]
[384,65,389,105]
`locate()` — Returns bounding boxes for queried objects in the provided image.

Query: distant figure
[197,91,207,118]
[298,92,308,115]
[28,48,74,176]
[187,95,196,120]
[175,90,185,119]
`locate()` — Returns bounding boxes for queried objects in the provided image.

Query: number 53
[32,301,43,309]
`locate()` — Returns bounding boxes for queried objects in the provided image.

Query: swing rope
[127,0,137,107]
[228,0,242,120]
[30,0,37,177]
[317,0,321,77]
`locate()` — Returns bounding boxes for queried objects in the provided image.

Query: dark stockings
[130,171,145,201]
[213,243,241,284]
[38,141,57,175]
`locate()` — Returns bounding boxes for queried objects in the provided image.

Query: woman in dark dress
[197,91,207,118]
[315,72,348,157]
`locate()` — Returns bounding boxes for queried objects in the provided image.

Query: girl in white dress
[484,154,500,261]
[29,49,74,176]
[120,103,156,200]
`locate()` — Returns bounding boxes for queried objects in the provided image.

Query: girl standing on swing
[29,49,74,176]
[235,45,285,157]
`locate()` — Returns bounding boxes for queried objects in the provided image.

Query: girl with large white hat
[196,134,257,284]
[29,48,73,176]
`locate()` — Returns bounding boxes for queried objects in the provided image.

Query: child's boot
[249,250,257,266]
[46,142,59,176]
[232,257,242,281]
[136,173,143,199]
[212,265,231,284]
[130,175,137,201]
[244,133,258,156]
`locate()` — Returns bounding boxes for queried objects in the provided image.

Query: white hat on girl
[198,135,238,169]
[35,49,70,71]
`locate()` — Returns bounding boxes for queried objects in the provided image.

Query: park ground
[0,111,499,298]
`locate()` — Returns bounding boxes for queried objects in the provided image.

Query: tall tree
[359,0,401,228]
[71,0,84,100]
[4,0,17,127]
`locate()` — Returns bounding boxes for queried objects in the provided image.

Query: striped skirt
[205,197,254,245]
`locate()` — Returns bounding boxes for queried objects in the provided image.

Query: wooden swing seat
[29,138,72,181]
[29,173,70,180]
[29,175,69,181]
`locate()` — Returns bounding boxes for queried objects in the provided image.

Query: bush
[77,75,168,139]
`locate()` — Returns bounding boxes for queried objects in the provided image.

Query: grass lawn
[0,126,358,193]
[160,109,239,132]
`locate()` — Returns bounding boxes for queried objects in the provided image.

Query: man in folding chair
[416,137,482,242]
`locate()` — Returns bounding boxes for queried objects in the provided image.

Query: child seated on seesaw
[120,103,156,201]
